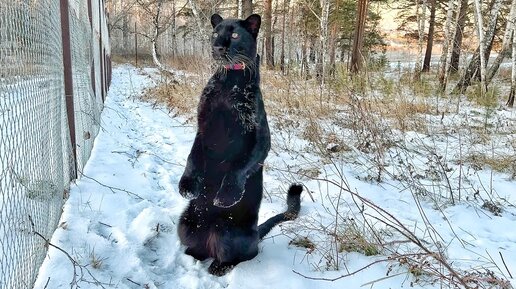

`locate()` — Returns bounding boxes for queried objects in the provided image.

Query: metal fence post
[87,0,97,101]
[98,0,105,102]
[60,0,77,179]
[135,22,138,65]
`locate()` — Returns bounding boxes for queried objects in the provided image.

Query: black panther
[176,13,302,276]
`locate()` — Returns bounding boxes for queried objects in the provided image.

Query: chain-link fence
[0,0,111,288]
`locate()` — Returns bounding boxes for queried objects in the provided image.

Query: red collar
[223,63,246,70]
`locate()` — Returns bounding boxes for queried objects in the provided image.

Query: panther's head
[210,14,261,70]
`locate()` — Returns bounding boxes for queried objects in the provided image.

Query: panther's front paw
[178,175,200,199]
[213,176,245,208]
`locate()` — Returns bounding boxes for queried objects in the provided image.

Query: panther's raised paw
[213,182,245,208]
[178,175,200,199]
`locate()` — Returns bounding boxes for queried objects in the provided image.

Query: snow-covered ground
[33,65,516,289]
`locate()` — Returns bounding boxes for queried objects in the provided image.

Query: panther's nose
[212,46,227,57]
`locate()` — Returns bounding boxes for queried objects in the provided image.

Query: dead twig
[78,171,144,200]
[499,251,513,279]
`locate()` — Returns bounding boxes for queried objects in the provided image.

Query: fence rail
[0,0,111,287]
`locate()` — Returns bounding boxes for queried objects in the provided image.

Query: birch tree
[453,0,503,94]
[438,0,457,92]
[486,0,516,86]
[317,0,330,82]
[236,0,242,18]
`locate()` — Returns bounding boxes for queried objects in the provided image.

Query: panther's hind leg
[178,201,210,261]
[207,228,260,276]
[185,246,209,261]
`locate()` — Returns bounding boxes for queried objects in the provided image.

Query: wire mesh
[70,0,102,172]
[0,0,110,288]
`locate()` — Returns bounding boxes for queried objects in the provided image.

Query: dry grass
[465,153,516,178]
[165,55,212,75]
[142,78,199,121]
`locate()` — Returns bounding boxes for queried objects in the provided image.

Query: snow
[33,64,516,289]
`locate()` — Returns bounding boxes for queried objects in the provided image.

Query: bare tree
[350,0,368,74]
[135,0,177,74]
[187,0,207,39]
[106,0,137,53]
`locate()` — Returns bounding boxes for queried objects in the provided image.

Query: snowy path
[34,65,516,289]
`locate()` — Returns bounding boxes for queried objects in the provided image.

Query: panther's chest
[198,85,257,157]
[199,85,257,134]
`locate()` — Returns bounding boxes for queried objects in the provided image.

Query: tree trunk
[123,14,129,54]
[280,0,289,73]
[317,0,330,81]
[413,0,427,80]
[171,0,177,58]
[508,28,516,107]
[453,0,503,94]
[236,0,241,18]
[438,0,457,92]
[309,36,316,64]
[486,0,516,85]
[350,0,368,74]
[242,0,253,17]
[422,0,437,72]
[329,23,338,76]
[302,37,310,78]
[450,0,468,74]
[474,0,487,95]
[264,0,274,68]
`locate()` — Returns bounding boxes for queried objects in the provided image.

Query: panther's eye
[231,32,239,39]
[213,32,218,38]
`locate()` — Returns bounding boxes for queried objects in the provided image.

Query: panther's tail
[258,184,303,239]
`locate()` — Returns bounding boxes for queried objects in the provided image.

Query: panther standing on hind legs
[176,13,303,276]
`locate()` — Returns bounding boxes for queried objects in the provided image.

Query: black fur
[176,14,302,276]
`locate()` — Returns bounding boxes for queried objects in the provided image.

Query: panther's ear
[211,14,223,28]
[244,14,261,38]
